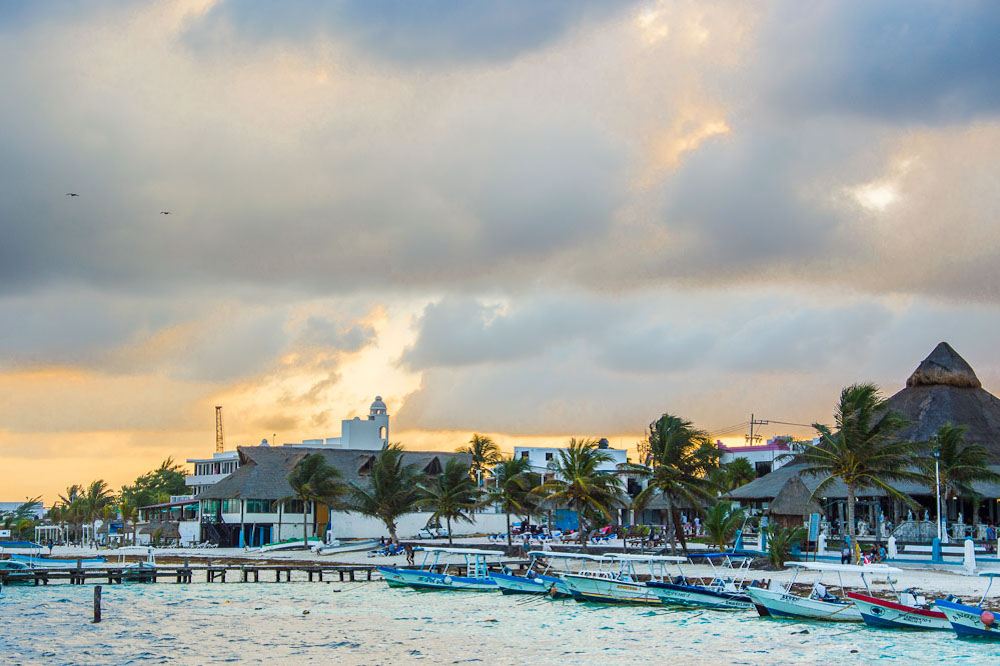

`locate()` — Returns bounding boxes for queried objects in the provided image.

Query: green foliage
[286,452,348,545]
[121,458,188,508]
[703,501,746,552]
[481,456,534,548]
[534,438,625,552]
[456,434,503,482]
[349,443,424,541]
[920,423,1000,500]
[418,458,481,545]
[793,383,923,542]
[711,457,756,492]
[766,523,806,568]
[624,414,719,553]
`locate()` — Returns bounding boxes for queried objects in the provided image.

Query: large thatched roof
[886,342,1000,459]
[199,446,471,501]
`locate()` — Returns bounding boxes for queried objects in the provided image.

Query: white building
[289,396,390,450]
[186,450,240,497]
[716,436,798,477]
[513,438,628,478]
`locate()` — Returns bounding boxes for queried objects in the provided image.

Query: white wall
[329,511,509,539]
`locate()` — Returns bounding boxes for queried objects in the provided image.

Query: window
[221,499,240,513]
[283,500,309,514]
[755,461,772,478]
[246,499,273,513]
[520,451,529,459]
[202,500,219,515]
[545,452,553,461]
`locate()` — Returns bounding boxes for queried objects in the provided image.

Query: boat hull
[561,574,661,605]
[377,566,497,591]
[847,592,950,631]
[11,555,106,569]
[746,586,862,622]
[936,599,1000,639]
[646,582,753,610]
[491,572,560,595]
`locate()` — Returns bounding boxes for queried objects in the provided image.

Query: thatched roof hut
[883,342,1000,459]
[766,476,822,528]
[138,521,181,540]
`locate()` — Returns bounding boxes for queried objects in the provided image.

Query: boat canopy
[785,562,902,575]
[0,541,43,550]
[979,572,1000,578]
[526,551,610,562]
[688,552,755,560]
[611,553,687,563]
[416,547,506,557]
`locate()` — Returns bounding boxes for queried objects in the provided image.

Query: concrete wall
[329,511,509,539]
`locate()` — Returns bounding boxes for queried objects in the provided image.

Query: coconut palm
[766,523,806,568]
[286,453,348,547]
[418,458,481,545]
[534,438,625,552]
[793,382,924,544]
[118,500,137,546]
[622,414,719,554]
[712,457,756,492]
[703,500,746,552]
[456,434,503,485]
[480,456,533,549]
[349,443,424,543]
[919,423,1000,515]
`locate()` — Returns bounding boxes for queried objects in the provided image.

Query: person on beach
[840,543,851,565]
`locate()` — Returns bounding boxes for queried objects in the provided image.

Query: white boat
[936,572,1000,639]
[561,553,687,605]
[491,551,609,596]
[313,539,379,556]
[848,585,951,631]
[646,552,756,610]
[258,537,324,552]
[378,547,504,591]
[746,562,901,622]
[117,545,157,580]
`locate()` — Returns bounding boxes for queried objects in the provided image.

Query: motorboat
[561,553,686,605]
[848,585,951,631]
[936,572,1000,639]
[491,551,609,596]
[313,539,379,556]
[117,545,157,581]
[257,537,324,552]
[378,547,503,591]
[646,552,757,610]
[746,562,901,622]
[10,554,107,569]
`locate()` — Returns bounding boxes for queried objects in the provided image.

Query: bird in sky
[66,192,79,197]
[159,211,171,215]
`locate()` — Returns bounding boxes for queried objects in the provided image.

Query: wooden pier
[0,560,380,587]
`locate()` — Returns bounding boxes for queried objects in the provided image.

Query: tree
[82,480,115,524]
[793,382,924,544]
[481,456,533,549]
[286,453,348,547]
[766,523,806,568]
[534,438,625,552]
[121,458,188,508]
[349,444,424,542]
[1,497,41,539]
[418,458,481,545]
[703,500,746,552]
[918,423,1000,515]
[623,414,719,554]
[456,434,503,485]
[711,458,756,492]
[119,500,138,546]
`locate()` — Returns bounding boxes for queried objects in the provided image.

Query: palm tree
[702,500,746,552]
[623,414,719,554]
[417,458,481,545]
[920,423,1000,520]
[793,382,924,544]
[349,444,424,543]
[766,523,806,568]
[456,434,503,485]
[481,456,533,549]
[711,457,756,492]
[534,438,625,552]
[119,500,137,546]
[286,453,348,547]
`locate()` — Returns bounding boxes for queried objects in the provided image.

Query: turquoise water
[3,580,1000,664]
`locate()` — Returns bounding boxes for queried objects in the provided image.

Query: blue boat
[937,572,1000,639]
[11,554,107,569]
[378,547,504,591]
[646,552,757,610]
[492,551,608,596]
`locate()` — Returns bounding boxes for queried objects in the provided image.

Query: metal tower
[215,405,224,453]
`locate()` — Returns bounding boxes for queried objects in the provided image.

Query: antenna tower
[215,405,224,453]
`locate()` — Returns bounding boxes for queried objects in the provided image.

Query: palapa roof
[766,476,822,516]
[138,521,181,538]
[198,446,470,501]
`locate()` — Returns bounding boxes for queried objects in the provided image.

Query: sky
[3,0,1000,504]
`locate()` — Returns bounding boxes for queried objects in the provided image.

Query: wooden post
[93,586,102,623]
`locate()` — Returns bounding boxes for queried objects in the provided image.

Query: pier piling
[93,585,102,623]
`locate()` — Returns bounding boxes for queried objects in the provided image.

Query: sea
[3,580,999,664]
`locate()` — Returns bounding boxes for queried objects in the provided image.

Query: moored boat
[491,551,608,596]
[562,554,686,605]
[646,552,756,610]
[257,537,324,552]
[848,587,951,631]
[936,572,1000,639]
[746,562,901,622]
[378,547,504,591]
[11,554,107,569]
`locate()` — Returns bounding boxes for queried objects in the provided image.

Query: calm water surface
[3,580,999,664]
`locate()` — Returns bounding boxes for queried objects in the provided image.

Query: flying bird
[66,192,79,197]
[159,211,171,215]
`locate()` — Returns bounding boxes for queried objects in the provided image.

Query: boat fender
[303,610,310,615]
[981,611,995,627]
[443,575,453,585]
